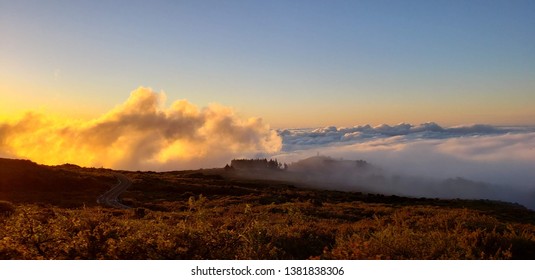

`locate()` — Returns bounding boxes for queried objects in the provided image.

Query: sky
[1,0,534,128]
[1,1,535,206]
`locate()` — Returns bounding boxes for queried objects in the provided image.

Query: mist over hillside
[272,123,535,208]
[261,156,534,210]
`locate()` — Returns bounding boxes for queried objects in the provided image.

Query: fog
[275,124,535,208]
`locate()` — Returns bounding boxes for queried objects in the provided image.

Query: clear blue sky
[1,0,534,127]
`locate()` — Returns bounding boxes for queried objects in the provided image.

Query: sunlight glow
[0,87,281,170]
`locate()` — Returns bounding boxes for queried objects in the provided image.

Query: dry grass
[1,158,534,259]
[1,198,534,259]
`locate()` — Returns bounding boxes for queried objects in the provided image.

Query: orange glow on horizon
[0,87,282,170]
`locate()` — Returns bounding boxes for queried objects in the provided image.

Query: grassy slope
[1,158,535,259]
[0,158,115,207]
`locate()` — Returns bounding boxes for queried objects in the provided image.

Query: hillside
[0,158,115,207]
[1,157,535,259]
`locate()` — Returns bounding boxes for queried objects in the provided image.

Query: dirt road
[97,173,132,209]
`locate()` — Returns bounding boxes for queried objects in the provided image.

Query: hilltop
[0,158,114,207]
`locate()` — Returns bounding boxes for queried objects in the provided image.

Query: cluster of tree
[228,159,287,170]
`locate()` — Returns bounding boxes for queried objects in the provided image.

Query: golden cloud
[0,87,282,170]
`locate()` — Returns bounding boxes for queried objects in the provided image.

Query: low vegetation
[1,158,535,259]
[0,158,114,207]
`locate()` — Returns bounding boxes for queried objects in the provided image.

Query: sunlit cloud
[2,91,535,207]
[0,87,282,170]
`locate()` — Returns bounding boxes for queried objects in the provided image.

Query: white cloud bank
[278,124,535,188]
[275,124,535,208]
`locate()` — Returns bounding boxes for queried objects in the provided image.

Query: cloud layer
[275,124,535,207]
[2,89,534,207]
[0,87,281,170]
[279,122,528,151]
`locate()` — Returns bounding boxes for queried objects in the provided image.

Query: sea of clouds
[276,123,535,188]
[275,123,535,208]
[1,87,534,207]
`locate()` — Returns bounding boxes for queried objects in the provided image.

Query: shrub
[0,201,16,217]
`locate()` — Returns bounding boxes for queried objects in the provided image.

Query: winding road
[97,173,132,209]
